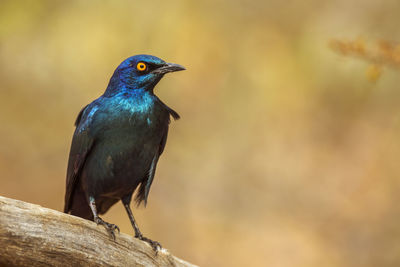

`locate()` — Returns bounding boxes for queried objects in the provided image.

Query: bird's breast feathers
[114,92,155,115]
[79,92,169,135]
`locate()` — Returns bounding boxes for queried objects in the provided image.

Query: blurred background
[1,0,400,266]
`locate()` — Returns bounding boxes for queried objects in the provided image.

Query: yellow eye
[136,62,147,71]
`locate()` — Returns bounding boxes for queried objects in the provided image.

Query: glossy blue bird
[64,55,185,250]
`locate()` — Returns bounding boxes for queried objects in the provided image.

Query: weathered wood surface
[0,196,197,267]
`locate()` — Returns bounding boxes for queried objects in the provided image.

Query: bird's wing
[134,97,179,206]
[135,127,169,206]
[64,103,98,213]
[157,98,180,120]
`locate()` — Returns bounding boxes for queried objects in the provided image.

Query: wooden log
[0,196,197,267]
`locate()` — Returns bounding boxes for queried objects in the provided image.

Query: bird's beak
[153,62,186,75]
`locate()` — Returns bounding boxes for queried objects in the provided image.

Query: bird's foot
[95,216,120,240]
[136,234,162,252]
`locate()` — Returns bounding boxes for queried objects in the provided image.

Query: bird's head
[106,54,185,94]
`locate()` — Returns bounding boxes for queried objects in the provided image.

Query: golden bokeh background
[1,1,400,266]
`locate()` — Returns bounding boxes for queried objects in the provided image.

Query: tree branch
[0,196,197,267]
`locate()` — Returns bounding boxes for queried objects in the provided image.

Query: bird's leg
[123,203,162,251]
[122,196,161,252]
[89,196,120,240]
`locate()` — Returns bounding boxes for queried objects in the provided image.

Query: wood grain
[0,196,197,267]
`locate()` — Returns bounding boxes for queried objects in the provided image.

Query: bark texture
[0,196,197,267]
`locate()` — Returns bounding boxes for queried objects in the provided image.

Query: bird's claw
[136,234,162,253]
[95,217,120,240]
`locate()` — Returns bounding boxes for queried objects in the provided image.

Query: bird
[64,54,185,251]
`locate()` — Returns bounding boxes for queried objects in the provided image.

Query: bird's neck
[103,70,158,97]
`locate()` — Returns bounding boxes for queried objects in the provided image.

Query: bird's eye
[136,62,147,72]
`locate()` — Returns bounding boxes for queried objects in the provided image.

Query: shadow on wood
[0,196,197,267]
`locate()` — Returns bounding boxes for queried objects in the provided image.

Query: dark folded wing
[135,126,169,206]
[64,104,97,213]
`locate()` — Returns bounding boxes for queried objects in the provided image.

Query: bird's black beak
[153,62,186,75]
